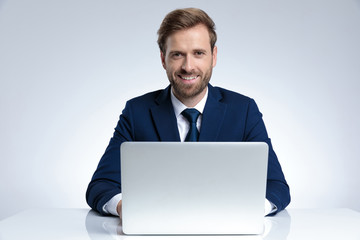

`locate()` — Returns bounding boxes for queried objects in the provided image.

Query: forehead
[165,24,211,52]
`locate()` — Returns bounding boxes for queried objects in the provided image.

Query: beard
[167,66,213,101]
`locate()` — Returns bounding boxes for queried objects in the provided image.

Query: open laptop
[120,142,268,235]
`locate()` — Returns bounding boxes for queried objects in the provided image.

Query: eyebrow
[168,49,208,55]
[168,50,183,55]
[193,48,208,53]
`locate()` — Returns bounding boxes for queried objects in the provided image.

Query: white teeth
[180,76,197,80]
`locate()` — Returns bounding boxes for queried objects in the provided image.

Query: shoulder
[128,90,162,103]
[209,85,254,105]
[126,87,169,107]
[208,85,262,116]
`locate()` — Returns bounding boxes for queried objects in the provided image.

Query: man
[86,8,290,218]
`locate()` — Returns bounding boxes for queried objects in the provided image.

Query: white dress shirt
[103,87,277,216]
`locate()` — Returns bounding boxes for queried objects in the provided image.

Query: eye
[194,51,205,57]
[171,52,183,58]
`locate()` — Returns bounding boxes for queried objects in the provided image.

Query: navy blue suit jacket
[86,84,290,215]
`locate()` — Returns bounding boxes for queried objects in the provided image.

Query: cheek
[165,65,176,77]
[198,62,211,71]
[195,58,211,67]
[166,62,180,73]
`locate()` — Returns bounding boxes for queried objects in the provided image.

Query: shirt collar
[170,87,208,117]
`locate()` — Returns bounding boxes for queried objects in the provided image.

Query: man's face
[161,24,217,105]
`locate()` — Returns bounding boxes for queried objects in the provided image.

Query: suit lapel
[150,86,181,141]
[199,85,227,141]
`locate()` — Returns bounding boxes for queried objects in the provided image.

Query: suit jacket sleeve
[86,101,134,215]
[244,99,291,214]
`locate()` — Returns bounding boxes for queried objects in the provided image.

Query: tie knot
[181,108,200,123]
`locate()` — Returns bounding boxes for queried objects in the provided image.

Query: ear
[160,51,166,70]
[212,46,217,68]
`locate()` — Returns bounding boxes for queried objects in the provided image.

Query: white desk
[0,208,359,240]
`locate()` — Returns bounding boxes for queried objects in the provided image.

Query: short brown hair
[157,8,217,54]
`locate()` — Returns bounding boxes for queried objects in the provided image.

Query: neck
[172,88,207,108]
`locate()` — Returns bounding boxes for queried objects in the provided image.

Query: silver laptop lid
[121,142,268,235]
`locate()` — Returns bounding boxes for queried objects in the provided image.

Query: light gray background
[0,0,359,220]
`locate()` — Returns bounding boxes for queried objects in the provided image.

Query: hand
[116,200,122,220]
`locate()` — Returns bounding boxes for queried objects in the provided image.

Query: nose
[182,55,194,73]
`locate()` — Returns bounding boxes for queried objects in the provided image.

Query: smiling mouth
[178,75,199,80]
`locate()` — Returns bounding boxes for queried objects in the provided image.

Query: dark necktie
[181,108,200,142]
